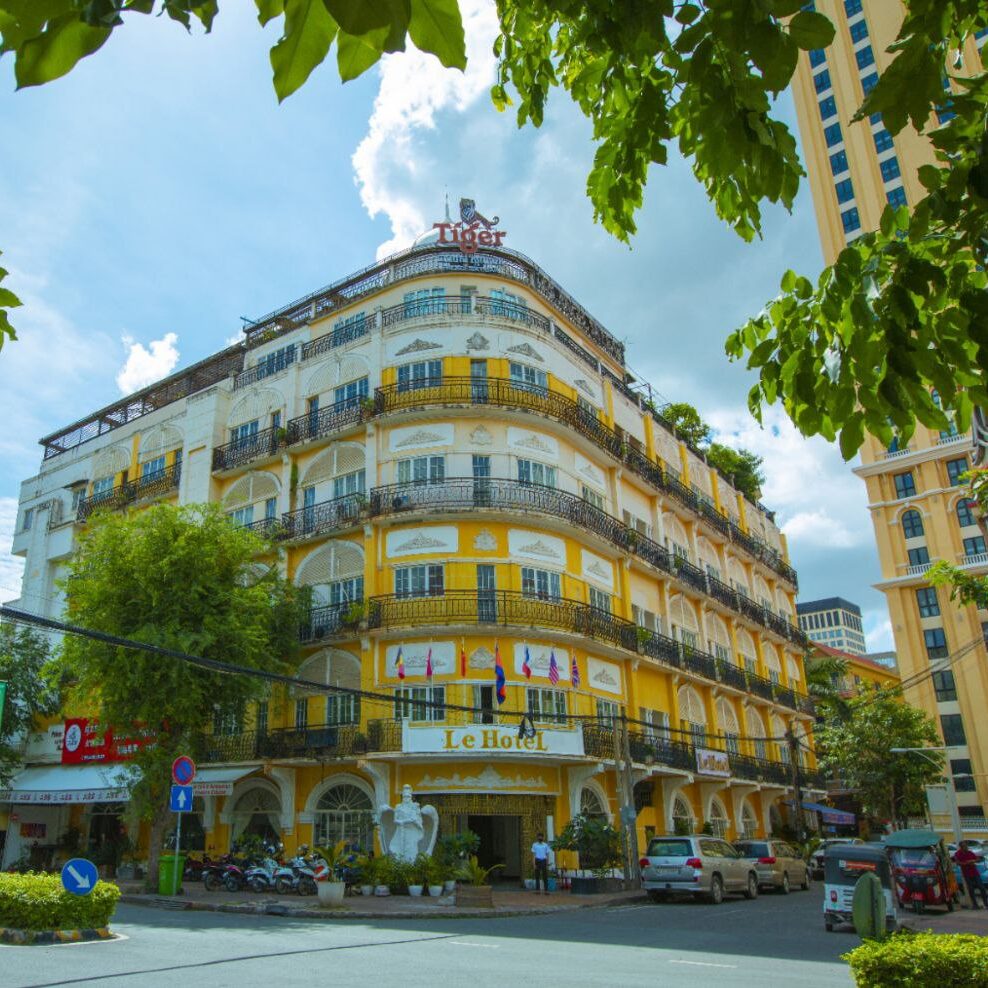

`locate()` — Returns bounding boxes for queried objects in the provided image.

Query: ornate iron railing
[716,660,749,692]
[234,345,298,390]
[212,427,281,472]
[281,493,367,541]
[299,601,362,643]
[285,399,364,445]
[747,673,777,702]
[198,731,261,763]
[257,723,368,759]
[300,319,370,361]
[367,718,403,753]
[77,463,182,521]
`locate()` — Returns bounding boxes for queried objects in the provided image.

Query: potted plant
[387,856,411,895]
[408,853,429,896]
[436,831,480,893]
[342,601,366,629]
[313,842,347,907]
[551,814,623,894]
[454,855,503,908]
[425,856,444,897]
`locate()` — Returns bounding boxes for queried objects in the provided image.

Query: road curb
[118,891,647,921]
[0,926,114,946]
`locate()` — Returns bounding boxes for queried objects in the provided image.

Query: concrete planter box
[455,885,494,908]
[317,881,345,907]
[570,876,622,895]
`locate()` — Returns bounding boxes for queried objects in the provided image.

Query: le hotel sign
[434,197,507,254]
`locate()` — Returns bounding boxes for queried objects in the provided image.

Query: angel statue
[379,785,439,862]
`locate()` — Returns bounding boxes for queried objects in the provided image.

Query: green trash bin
[158,854,186,895]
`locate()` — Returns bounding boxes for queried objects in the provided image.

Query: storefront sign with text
[402,724,584,757]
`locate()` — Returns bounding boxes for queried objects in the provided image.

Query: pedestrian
[952,841,988,909]
[531,833,551,894]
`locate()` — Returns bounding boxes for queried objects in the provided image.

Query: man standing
[531,833,552,894]
[952,841,988,909]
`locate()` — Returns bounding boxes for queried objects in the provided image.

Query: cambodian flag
[495,642,506,705]
[548,650,559,685]
[425,647,433,680]
[571,655,580,689]
[522,645,532,680]
[396,646,405,681]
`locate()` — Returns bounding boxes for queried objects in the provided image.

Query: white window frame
[394,685,446,722]
[527,687,567,725]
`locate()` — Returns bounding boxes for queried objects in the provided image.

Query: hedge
[0,873,120,931]
[844,932,988,987]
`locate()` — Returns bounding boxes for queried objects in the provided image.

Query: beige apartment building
[790,1,988,832]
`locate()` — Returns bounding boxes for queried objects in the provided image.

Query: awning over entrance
[193,767,255,797]
[802,800,856,825]
[0,764,132,805]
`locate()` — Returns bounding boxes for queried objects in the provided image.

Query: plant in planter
[385,856,412,895]
[313,843,348,907]
[342,601,366,628]
[454,856,503,908]
[359,855,384,895]
[436,830,480,893]
[551,814,623,894]
[408,853,432,896]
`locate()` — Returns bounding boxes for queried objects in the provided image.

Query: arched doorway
[707,797,730,839]
[672,795,695,835]
[231,787,281,844]
[580,786,607,821]
[313,782,375,851]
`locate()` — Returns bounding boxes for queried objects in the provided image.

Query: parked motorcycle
[244,844,283,894]
[274,846,318,895]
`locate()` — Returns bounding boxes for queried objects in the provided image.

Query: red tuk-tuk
[885,829,960,914]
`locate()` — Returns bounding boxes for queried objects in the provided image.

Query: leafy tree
[56,503,306,887]
[706,443,764,502]
[814,686,943,826]
[0,622,60,786]
[0,2,985,456]
[662,402,711,450]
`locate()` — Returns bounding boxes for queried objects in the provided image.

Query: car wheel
[744,872,758,900]
[825,920,834,932]
[708,875,724,905]
[780,872,790,895]
[801,870,810,891]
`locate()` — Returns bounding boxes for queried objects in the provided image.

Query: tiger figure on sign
[459,198,500,230]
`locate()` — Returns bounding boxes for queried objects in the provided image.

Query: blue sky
[0,1,894,650]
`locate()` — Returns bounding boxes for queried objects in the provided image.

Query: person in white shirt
[531,834,552,894]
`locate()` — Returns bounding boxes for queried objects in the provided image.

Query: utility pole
[786,728,806,842]
[614,713,641,887]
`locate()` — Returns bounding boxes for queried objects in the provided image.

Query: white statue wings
[379,785,439,861]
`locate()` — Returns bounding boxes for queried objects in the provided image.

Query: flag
[522,645,532,681]
[571,655,580,689]
[494,642,506,705]
[548,650,559,685]
[395,646,405,681]
[425,646,433,680]
[460,640,467,678]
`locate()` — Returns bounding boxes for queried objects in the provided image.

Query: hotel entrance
[424,792,553,884]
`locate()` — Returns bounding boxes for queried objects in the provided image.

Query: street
[2,888,853,987]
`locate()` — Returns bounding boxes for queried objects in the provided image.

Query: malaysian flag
[571,655,580,689]
[548,649,559,685]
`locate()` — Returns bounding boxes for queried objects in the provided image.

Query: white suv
[640,835,760,904]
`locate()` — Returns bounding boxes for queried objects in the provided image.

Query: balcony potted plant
[342,601,366,630]
[313,842,347,907]
[551,814,622,894]
[454,855,502,908]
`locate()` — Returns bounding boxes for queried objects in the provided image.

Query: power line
[0,605,794,747]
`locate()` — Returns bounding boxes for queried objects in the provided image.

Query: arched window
[746,707,768,761]
[580,786,607,821]
[740,802,758,840]
[231,787,281,843]
[707,798,730,839]
[672,796,695,835]
[678,685,707,747]
[715,698,740,755]
[901,509,924,539]
[957,499,977,528]
[314,783,374,851]
[769,804,783,837]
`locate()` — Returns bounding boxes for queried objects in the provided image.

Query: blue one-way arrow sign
[61,857,98,896]
[170,784,193,813]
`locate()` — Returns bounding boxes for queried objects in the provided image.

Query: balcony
[212,427,282,473]
[285,399,364,446]
[77,463,181,521]
[379,294,552,336]
[732,754,790,786]
[299,601,362,644]
[716,660,748,692]
[257,723,368,759]
[281,493,367,541]
[747,673,777,703]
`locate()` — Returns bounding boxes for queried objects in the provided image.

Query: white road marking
[449,941,501,949]
[55,934,129,947]
[669,959,738,969]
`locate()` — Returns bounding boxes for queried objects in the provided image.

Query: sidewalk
[899,901,988,936]
[116,881,647,921]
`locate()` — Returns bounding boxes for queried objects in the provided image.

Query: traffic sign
[61,858,98,896]
[172,755,196,785]
[170,784,193,813]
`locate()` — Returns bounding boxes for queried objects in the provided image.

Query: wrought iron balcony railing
[285,399,364,446]
[281,492,367,541]
[77,463,182,521]
[367,588,812,712]
[299,601,363,643]
[212,427,281,472]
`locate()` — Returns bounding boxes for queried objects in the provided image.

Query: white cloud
[863,608,895,653]
[352,0,501,257]
[0,497,25,604]
[115,332,180,394]
[782,509,861,549]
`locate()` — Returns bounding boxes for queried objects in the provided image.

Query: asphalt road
[2,887,854,988]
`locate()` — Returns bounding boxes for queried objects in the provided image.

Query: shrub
[844,932,988,987]
[551,814,623,878]
[0,873,121,931]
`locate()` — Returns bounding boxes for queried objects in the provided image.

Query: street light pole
[890,746,963,845]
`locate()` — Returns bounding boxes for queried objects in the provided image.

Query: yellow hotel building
[790,1,988,832]
[3,231,820,877]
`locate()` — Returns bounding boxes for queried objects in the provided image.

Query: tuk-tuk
[884,829,960,914]
[823,843,897,933]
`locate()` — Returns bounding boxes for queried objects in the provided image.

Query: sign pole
[173,806,182,895]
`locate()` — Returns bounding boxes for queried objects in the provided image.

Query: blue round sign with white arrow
[61,857,98,897]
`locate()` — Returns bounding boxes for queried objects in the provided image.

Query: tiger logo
[460,198,500,230]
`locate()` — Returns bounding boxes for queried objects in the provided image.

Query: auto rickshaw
[884,829,960,914]
[823,843,897,933]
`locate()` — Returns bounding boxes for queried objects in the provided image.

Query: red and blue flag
[495,642,506,705]
[522,645,532,681]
